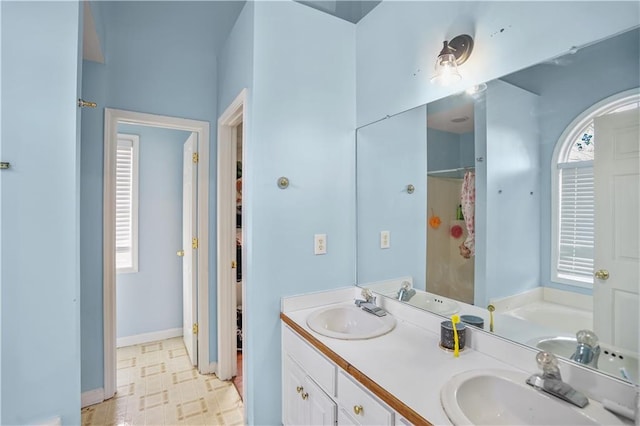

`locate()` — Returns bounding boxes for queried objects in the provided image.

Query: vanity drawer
[337,370,393,425]
[282,325,336,395]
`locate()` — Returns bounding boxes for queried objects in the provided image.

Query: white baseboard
[33,416,61,426]
[117,327,183,348]
[81,388,104,408]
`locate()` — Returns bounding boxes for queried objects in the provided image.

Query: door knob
[595,269,610,280]
[177,250,185,257]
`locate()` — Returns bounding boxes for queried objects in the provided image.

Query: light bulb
[431,52,462,86]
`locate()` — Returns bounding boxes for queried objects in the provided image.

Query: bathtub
[503,301,593,335]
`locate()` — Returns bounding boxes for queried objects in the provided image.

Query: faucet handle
[400,281,411,290]
[576,330,599,348]
[536,351,562,380]
[536,351,558,368]
[361,288,375,303]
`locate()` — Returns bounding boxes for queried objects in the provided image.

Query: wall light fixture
[430,34,474,86]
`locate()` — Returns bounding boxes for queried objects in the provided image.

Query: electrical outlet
[314,234,327,255]
[380,231,390,249]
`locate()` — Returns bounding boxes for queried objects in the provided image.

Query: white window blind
[116,134,139,273]
[557,163,594,282]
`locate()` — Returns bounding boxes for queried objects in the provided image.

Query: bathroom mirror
[356,26,639,383]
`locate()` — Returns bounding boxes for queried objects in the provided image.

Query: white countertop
[283,300,529,425]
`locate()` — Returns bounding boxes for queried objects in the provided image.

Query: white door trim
[217,89,247,381]
[103,108,210,399]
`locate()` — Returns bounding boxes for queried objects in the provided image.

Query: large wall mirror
[356,27,639,384]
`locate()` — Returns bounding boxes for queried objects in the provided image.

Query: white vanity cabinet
[282,325,402,426]
[283,354,336,426]
[336,371,394,425]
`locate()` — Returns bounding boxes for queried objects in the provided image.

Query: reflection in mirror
[426,93,477,305]
[356,27,639,383]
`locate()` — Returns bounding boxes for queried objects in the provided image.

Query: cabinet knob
[301,392,309,400]
[595,269,610,280]
[353,405,363,416]
[296,386,303,394]
[177,250,185,257]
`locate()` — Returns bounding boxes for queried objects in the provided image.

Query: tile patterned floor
[81,337,244,425]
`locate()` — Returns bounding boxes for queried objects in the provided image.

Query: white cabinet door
[283,355,306,426]
[304,375,337,426]
[284,354,337,426]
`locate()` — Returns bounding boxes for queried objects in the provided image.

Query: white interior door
[593,109,639,353]
[183,133,198,366]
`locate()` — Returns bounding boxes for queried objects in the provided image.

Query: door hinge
[78,98,97,108]
[192,237,198,249]
[192,152,199,164]
[192,323,198,335]
[232,260,237,269]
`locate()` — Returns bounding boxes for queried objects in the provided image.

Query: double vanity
[281,287,636,425]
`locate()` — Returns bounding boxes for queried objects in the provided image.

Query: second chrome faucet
[526,351,589,408]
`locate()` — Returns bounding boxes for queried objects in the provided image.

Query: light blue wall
[526,30,640,293]
[460,132,474,167]
[79,59,107,395]
[357,106,428,290]
[427,128,463,171]
[1,2,82,424]
[87,1,105,58]
[481,80,540,305]
[245,2,356,423]
[116,124,190,339]
[218,1,254,117]
[80,1,225,393]
[1,3,3,416]
[356,1,640,127]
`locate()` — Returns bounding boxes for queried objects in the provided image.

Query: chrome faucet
[526,351,589,408]
[570,330,600,368]
[359,288,376,304]
[396,281,416,302]
[355,288,387,317]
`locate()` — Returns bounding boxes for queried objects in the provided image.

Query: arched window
[551,90,639,288]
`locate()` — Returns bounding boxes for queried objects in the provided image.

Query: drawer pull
[353,405,364,416]
[296,386,303,394]
[301,392,309,400]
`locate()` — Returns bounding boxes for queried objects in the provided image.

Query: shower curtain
[459,171,475,259]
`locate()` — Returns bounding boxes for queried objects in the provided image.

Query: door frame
[217,89,247,381]
[103,108,211,400]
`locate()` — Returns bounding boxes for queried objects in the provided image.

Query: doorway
[103,109,211,400]
[233,122,244,396]
[217,89,247,397]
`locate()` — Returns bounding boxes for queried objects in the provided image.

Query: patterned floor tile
[82,337,244,425]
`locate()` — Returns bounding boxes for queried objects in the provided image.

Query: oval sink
[527,336,639,383]
[406,292,459,315]
[441,369,626,425]
[306,305,396,340]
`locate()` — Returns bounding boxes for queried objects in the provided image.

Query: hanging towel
[459,171,476,258]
